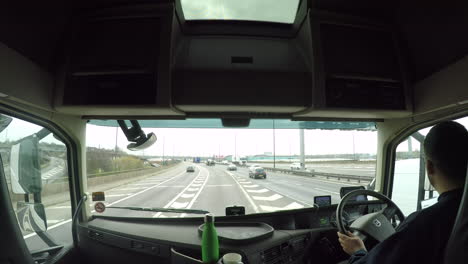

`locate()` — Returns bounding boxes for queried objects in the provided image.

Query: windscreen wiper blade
[106,206,209,215]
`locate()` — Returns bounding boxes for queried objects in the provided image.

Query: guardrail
[262,167,374,183]
[208,162,373,183]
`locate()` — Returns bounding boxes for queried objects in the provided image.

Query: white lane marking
[240,181,252,184]
[227,172,259,213]
[155,185,186,188]
[205,184,233,187]
[130,183,158,186]
[185,166,210,210]
[260,202,304,212]
[171,202,189,209]
[243,184,259,188]
[252,194,283,201]
[181,193,196,198]
[49,206,72,209]
[105,194,131,197]
[246,188,269,193]
[47,219,64,224]
[24,168,189,239]
[314,187,340,195]
[191,183,202,187]
[115,187,148,191]
[153,169,203,218]
[106,170,188,206]
[187,187,199,192]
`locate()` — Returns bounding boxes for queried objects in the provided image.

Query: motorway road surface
[41,157,67,183]
[23,162,366,252]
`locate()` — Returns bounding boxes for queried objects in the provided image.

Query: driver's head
[423,121,468,192]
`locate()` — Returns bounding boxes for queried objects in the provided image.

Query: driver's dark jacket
[348,188,463,264]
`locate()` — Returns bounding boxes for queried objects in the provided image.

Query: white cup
[222,253,243,264]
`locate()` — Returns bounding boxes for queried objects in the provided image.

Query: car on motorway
[249,167,267,179]
[290,162,301,170]
[227,164,237,171]
[248,164,260,171]
[186,166,195,172]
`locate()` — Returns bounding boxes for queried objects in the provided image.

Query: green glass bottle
[201,213,219,263]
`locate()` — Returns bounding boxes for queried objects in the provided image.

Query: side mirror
[16,202,47,232]
[10,135,42,194]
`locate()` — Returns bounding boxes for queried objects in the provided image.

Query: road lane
[232,167,364,204]
[191,165,258,215]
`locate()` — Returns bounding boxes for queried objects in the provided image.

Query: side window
[392,135,424,216]
[0,114,72,252]
[392,116,468,216]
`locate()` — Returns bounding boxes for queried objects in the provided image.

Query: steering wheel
[336,190,405,242]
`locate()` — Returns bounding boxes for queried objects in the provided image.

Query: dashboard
[78,202,385,264]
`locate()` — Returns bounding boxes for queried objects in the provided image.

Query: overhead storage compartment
[295,10,413,119]
[54,4,183,117]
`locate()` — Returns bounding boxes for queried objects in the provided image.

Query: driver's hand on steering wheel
[337,231,367,255]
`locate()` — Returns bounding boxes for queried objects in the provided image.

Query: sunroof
[180,0,301,24]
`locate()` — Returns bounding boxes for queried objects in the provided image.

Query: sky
[180,0,300,23]
[85,125,378,157]
[0,116,467,158]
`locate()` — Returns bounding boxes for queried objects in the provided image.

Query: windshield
[86,119,377,218]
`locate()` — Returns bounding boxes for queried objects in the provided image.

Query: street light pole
[162,136,165,165]
[300,129,305,170]
[352,130,356,160]
[234,133,237,161]
[114,127,118,171]
[273,120,276,169]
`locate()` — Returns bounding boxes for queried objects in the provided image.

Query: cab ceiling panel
[172,37,312,113]
[311,0,396,21]
[396,0,468,82]
[0,0,70,72]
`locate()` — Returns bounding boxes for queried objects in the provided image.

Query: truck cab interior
[0,0,467,264]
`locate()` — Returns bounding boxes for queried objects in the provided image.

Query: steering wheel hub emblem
[373,219,382,227]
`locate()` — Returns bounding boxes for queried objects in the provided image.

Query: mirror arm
[35,128,51,141]
[118,120,146,141]
[33,192,41,203]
